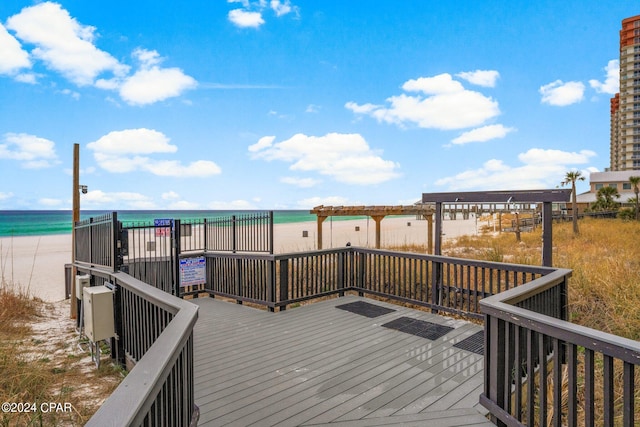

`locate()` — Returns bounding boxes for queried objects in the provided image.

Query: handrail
[79,267,199,426]
[480,267,640,426]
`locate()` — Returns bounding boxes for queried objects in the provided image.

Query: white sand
[0,216,482,302]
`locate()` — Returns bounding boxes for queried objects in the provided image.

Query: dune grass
[0,281,122,426]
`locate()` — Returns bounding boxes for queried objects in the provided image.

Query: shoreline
[0,216,482,302]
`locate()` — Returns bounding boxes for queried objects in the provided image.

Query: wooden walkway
[192,295,493,426]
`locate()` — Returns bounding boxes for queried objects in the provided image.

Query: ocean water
[0,210,323,237]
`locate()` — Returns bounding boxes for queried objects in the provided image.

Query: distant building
[576,170,638,207]
[609,15,640,171]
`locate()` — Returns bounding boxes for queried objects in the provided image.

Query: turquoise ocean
[0,210,328,237]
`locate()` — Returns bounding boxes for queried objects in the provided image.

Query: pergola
[310,205,436,250]
[422,189,572,267]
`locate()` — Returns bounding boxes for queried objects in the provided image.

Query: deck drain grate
[335,301,396,318]
[453,331,484,355]
[382,317,454,340]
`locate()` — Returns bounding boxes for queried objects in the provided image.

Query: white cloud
[435,148,596,191]
[227,0,297,28]
[539,80,585,106]
[295,196,349,209]
[87,128,222,177]
[270,0,295,17]
[346,73,500,130]
[456,70,500,87]
[6,2,128,86]
[248,135,275,152]
[87,128,177,154]
[117,48,197,105]
[0,23,31,75]
[451,124,515,145]
[250,133,400,185]
[280,176,321,187]
[4,3,195,105]
[0,132,59,168]
[0,192,14,201]
[119,66,197,105]
[228,9,265,28]
[589,59,619,95]
[305,104,320,113]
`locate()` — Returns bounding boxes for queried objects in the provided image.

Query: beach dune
[0,216,480,302]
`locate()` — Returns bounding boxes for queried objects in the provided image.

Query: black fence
[480,270,640,427]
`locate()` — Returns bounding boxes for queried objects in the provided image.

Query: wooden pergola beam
[311,205,435,250]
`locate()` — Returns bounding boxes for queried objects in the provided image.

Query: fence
[480,269,640,427]
[73,213,199,426]
[203,247,554,318]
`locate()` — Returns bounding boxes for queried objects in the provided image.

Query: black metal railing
[74,213,119,271]
[480,269,640,427]
[77,267,198,427]
[202,247,553,318]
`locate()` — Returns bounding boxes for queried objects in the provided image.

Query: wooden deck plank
[192,295,491,426]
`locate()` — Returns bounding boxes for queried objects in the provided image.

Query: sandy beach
[0,216,482,302]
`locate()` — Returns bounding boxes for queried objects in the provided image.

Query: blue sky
[0,1,636,210]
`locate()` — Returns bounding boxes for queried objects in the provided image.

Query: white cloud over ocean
[249,133,400,185]
[87,128,221,177]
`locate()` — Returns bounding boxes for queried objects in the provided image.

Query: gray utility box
[76,274,90,298]
[83,286,115,342]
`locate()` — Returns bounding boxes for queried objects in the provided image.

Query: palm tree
[561,171,585,235]
[591,186,620,211]
[630,176,640,220]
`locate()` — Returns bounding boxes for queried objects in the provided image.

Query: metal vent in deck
[453,331,484,355]
[382,317,454,340]
[335,301,396,318]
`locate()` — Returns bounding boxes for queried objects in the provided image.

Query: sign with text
[179,256,206,287]
[154,219,173,237]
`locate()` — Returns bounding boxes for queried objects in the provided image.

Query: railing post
[112,212,119,273]
[278,259,289,310]
[173,219,181,297]
[232,215,237,253]
[431,202,443,313]
[235,257,243,305]
[357,251,365,296]
[486,314,507,427]
[338,250,345,296]
[203,218,207,252]
[267,259,275,312]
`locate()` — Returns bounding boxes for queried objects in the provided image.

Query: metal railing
[74,213,119,271]
[79,267,199,427]
[203,247,554,319]
[480,269,640,427]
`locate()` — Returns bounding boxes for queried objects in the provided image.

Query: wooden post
[70,143,79,318]
[316,216,327,249]
[425,214,433,254]
[371,215,385,249]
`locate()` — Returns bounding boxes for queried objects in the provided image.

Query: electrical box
[83,286,115,342]
[75,274,90,298]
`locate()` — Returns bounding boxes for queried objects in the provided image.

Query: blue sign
[179,256,206,287]
[154,219,173,227]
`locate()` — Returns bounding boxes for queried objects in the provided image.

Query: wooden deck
[192,295,493,426]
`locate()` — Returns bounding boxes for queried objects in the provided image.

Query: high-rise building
[610,15,640,171]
